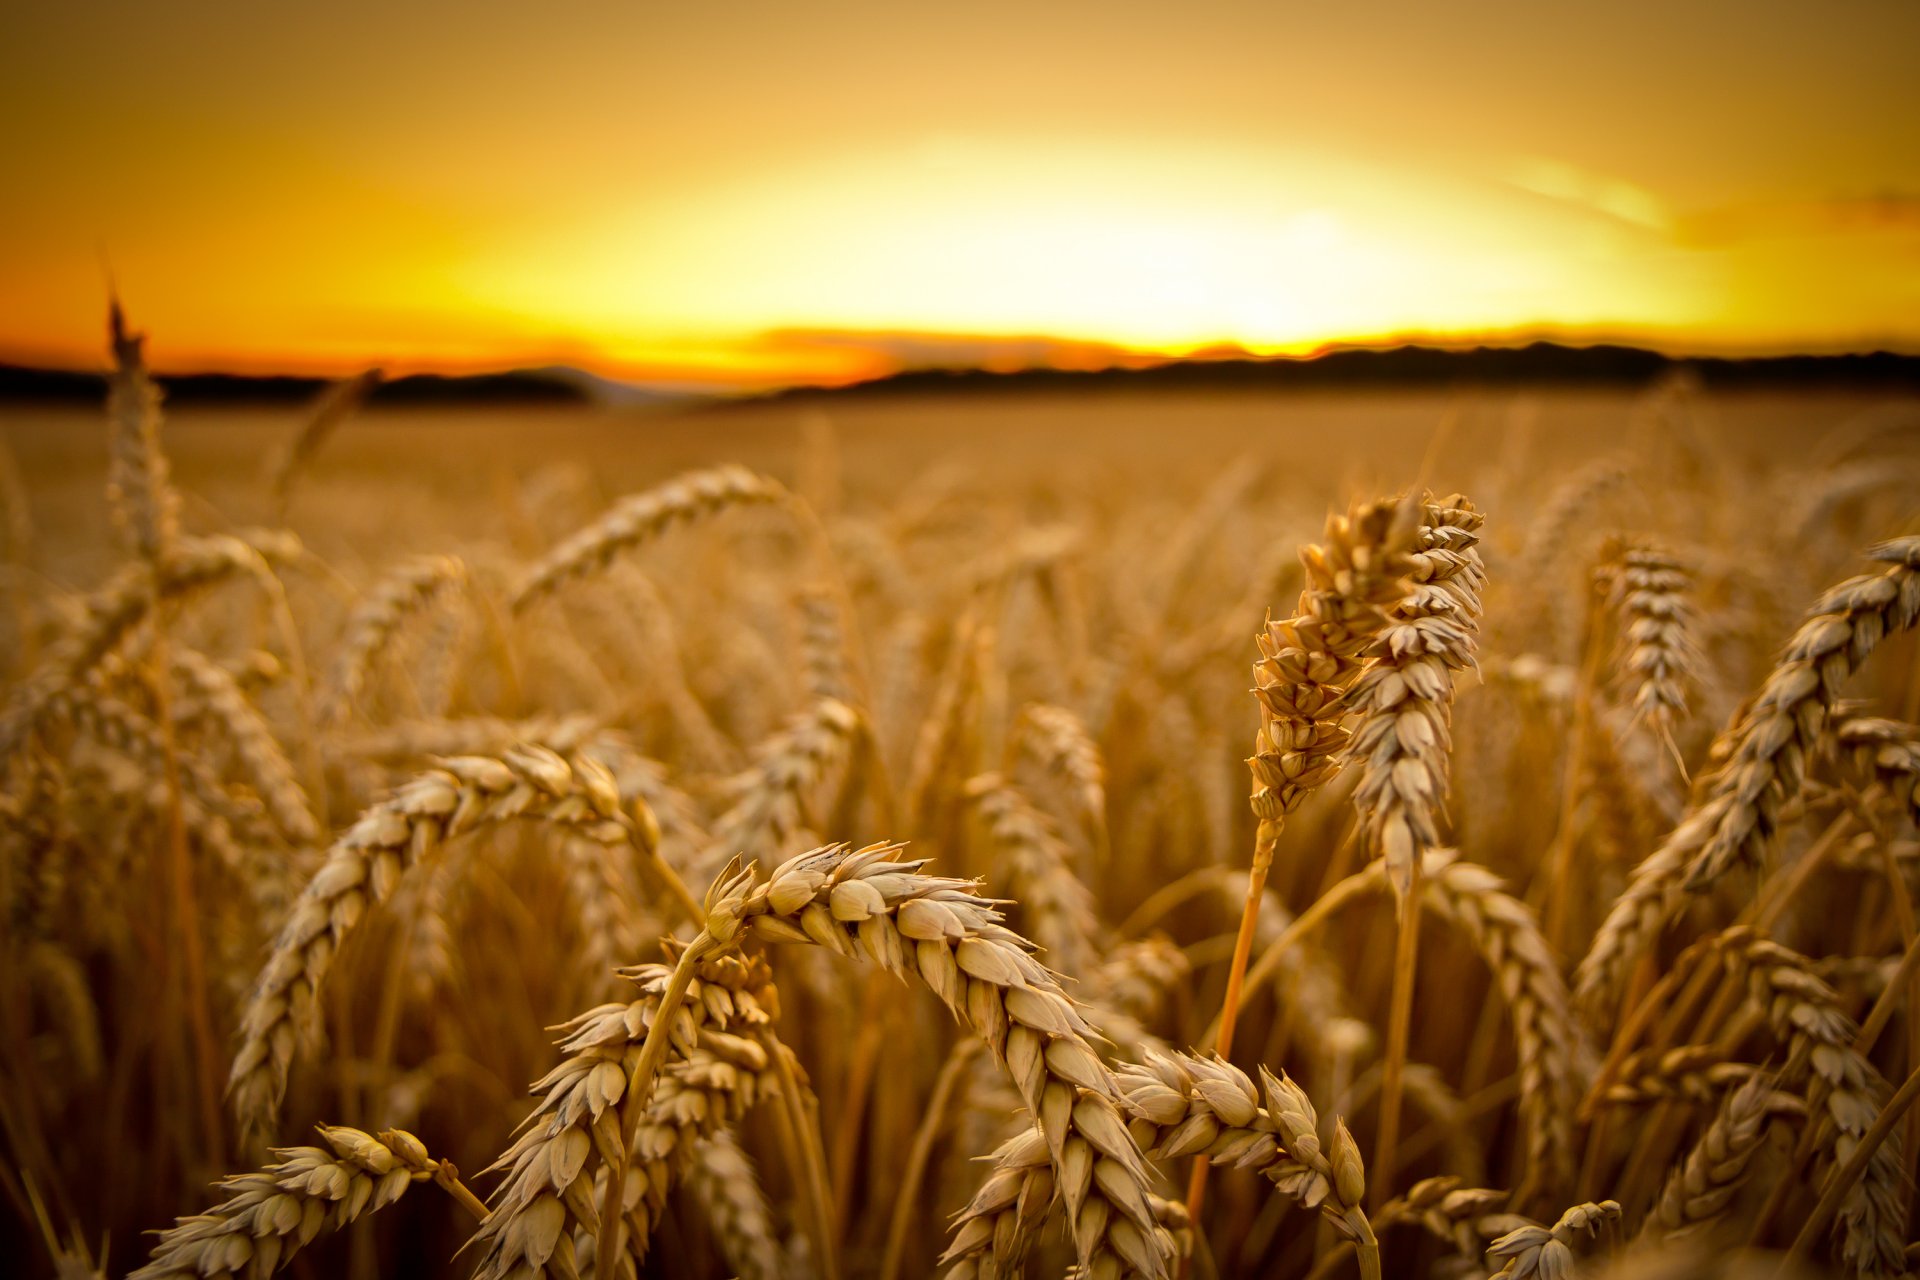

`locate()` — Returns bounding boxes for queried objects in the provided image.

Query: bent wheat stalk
[228,744,664,1142]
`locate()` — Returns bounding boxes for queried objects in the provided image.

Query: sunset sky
[2,1,1917,388]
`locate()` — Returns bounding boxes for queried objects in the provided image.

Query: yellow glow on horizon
[1,134,1915,388]
[458,138,1712,364]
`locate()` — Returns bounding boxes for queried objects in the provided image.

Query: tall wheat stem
[1373,858,1422,1210]
[594,931,722,1268]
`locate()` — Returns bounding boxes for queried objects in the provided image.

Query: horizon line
[5,323,1920,395]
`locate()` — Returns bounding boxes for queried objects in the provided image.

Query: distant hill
[757,342,1920,402]
[5,341,1917,407]
[0,364,677,407]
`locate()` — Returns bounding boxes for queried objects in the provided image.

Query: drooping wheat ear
[797,585,853,703]
[1347,494,1486,901]
[1413,851,1585,1191]
[1014,702,1109,856]
[228,744,642,1142]
[694,697,862,884]
[129,1125,438,1279]
[172,649,318,844]
[266,368,381,519]
[1643,1072,1801,1244]
[945,1054,1378,1280]
[1138,1057,1376,1246]
[559,835,650,991]
[1090,936,1190,1028]
[321,554,466,726]
[105,302,180,566]
[45,684,264,830]
[0,530,299,761]
[1597,1045,1758,1107]
[737,841,1171,1279]
[1485,1199,1621,1277]
[685,1128,786,1280]
[963,772,1098,977]
[1374,1176,1511,1267]
[1575,537,1920,1019]
[468,952,776,1280]
[1733,936,1905,1278]
[1834,716,1920,825]
[1603,540,1699,740]
[511,465,790,609]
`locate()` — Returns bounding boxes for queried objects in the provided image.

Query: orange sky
[2,1,1917,389]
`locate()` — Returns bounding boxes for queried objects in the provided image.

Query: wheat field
[4,324,1920,1279]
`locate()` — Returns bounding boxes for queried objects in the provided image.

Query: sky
[1,1,1917,389]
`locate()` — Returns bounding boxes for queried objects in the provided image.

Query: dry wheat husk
[130,1125,439,1279]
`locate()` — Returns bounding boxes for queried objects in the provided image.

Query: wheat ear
[1196,496,1415,1223]
[948,1054,1381,1279]
[1576,537,1920,1021]
[1643,1072,1800,1243]
[734,841,1174,1278]
[512,465,789,609]
[467,951,777,1280]
[321,554,466,725]
[172,649,318,844]
[228,745,650,1142]
[964,771,1099,977]
[129,1125,451,1279]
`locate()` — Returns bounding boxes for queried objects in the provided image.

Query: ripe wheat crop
[3,319,1919,1279]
